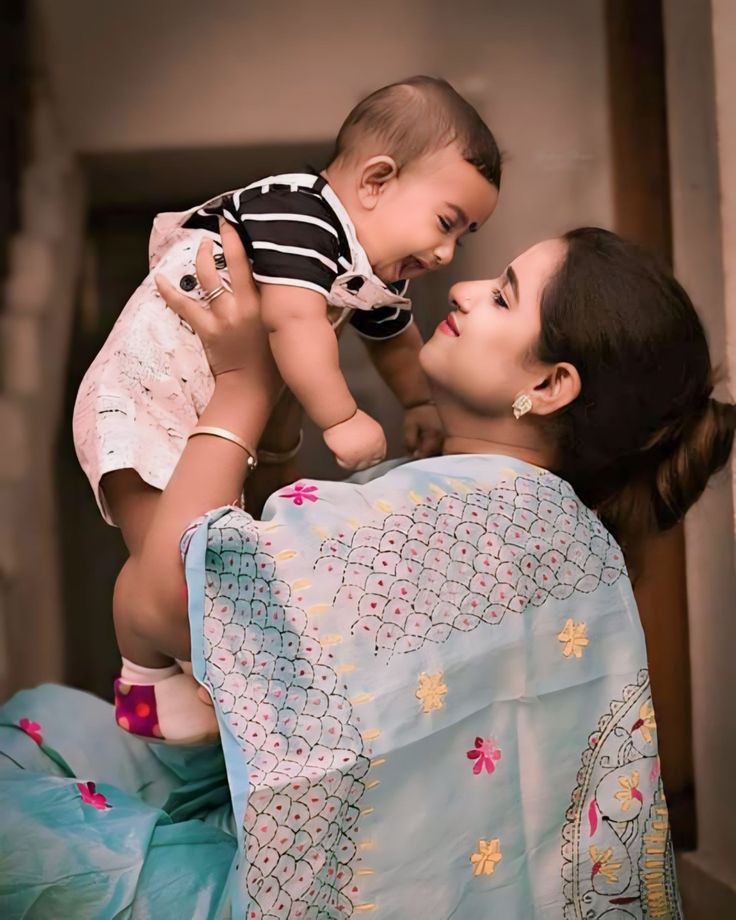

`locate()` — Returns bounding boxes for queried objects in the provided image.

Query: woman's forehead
[509,238,566,301]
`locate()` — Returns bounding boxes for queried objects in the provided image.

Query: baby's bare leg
[104,468,160,555]
[103,469,181,668]
[103,469,214,742]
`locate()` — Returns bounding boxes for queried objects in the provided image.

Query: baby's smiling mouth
[398,256,430,279]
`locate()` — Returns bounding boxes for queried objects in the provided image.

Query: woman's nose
[449,285,470,312]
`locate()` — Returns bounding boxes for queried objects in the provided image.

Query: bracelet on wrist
[258,430,304,466]
[188,426,258,471]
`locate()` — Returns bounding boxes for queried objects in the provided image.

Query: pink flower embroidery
[19,718,43,745]
[279,483,319,506]
[466,737,502,775]
[77,781,111,811]
[588,798,598,836]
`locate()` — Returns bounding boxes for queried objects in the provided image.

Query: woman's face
[419,238,567,414]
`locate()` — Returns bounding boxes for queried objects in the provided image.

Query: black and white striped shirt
[185,173,412,341]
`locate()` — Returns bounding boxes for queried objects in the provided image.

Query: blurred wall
[37,0,615,275]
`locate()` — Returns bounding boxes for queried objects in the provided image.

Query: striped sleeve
[228,187,341,298]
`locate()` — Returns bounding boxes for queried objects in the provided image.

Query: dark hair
[328,75,502,188]
[537,227,735,549]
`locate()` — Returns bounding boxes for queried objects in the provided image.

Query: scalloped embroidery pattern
[318,473,625,657]
[200,511,370,920]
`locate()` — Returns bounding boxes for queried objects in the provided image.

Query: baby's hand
[324,410,387,471]
[403,402,443,459]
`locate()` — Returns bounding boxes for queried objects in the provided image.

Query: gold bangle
[258,430,304,466]
[188,426,258,470]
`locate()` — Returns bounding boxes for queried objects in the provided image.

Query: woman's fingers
[220,220,258,300]
[194,238,223,298]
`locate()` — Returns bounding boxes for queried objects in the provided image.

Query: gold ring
[202,285,227,304]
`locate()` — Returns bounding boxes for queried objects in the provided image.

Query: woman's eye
[439,216,453,232]
[493,289,508,309]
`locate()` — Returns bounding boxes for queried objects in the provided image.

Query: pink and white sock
[115,658,217,743]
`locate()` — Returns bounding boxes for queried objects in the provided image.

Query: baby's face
[360,145,498,284]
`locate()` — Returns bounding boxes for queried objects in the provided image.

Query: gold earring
[512,393,533,420]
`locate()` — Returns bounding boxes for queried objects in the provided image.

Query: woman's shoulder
[294,453,595,530]
[354,452,629,587]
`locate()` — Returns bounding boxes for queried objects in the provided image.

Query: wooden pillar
[605,0,695,848]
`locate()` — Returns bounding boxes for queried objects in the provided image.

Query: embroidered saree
[185,454,682,919]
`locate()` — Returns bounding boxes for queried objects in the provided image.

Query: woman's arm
[115,225,282,659]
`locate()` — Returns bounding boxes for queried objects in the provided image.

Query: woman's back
[186,454,680,919]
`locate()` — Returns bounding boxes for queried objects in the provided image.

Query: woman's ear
[530,362,581,415]
[357,156,399,210]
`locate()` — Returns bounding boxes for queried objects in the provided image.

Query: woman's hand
[155,221,280,397]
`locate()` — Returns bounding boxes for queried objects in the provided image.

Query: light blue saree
[183,454,682,919]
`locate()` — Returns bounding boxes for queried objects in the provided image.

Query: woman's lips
[438,313,460,337]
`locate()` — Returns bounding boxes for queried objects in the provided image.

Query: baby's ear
[357,156,399,210]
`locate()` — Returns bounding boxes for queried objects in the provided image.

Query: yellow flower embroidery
[470,837,503,877]
[614,770,643,811]
[557,618,589,658]
[635,701,657,743]
[415,672,448,713]
[589,845,622,883]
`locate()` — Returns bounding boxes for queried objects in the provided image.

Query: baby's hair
[328,75,502,188]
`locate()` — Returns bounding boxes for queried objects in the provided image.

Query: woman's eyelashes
[493,288,509,309]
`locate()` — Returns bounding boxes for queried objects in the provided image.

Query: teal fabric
[0,684,236,919]
[184,454,683,919]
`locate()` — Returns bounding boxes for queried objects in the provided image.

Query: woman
[2,224,732,919]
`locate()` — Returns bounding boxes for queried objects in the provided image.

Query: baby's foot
[114,671,218,745]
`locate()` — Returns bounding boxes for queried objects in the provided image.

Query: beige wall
[37,0,614,274]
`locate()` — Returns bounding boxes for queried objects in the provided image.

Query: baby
[73,75,501,742]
